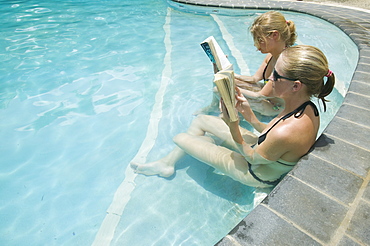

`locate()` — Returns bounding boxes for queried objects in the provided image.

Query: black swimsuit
[263,57,273,84]
[262,57,283,111]
[258,101,319,145]
[248,101,319,186]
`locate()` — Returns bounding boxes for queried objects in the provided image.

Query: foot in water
[130,161,175,178]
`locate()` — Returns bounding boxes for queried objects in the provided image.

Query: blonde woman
[236,11,297,116]
[131,45,335,187]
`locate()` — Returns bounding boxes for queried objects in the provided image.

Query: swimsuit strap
[258,101,319,145]
[247,161,286,186]
[277,160,296,166]
[282,100,319,120]
[263,56,273,82]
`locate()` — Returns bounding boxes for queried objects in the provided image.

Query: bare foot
[130,161,175,178]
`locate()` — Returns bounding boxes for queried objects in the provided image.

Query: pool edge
[170,1,370,245]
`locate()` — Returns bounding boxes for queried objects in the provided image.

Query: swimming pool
[0,0,358,245]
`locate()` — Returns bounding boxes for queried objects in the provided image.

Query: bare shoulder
[281,114,318,151]
[260,114,318,161]
[263,53,273,64]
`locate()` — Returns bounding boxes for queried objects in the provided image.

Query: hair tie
[325,70,333,77]
[286,20,289,24]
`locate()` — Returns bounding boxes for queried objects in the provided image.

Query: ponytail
[250,11,297,48]
[318,72,335,112]
[285,20,297,47]
[280,45,336,112]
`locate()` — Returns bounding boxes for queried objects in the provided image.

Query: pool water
[0,0,358,245]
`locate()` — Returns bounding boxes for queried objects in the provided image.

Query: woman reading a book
[235,11,297,116]
[131,45,335,188]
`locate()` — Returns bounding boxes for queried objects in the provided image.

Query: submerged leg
[130,135,215,177]
[187,115,257,149]
[130,115,220,177]
[130,146,184,177]
[174,132,263,187]
[130,115,257,178]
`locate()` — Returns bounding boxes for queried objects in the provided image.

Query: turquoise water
[0,0,358,245]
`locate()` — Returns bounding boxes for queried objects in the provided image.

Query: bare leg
[130,115,257,177]
[130,135,215,177]
[174,132,266,187]
[131,146,184,177]
[186,115,257,150]
[130,115,221,177]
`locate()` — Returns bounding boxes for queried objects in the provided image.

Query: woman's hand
[235,87,259,126]
[235,87,252,114]
[235,87,266,133]
[235,86,247,102]
[220,98,244,144]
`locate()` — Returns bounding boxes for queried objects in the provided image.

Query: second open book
[201,36,238,122]
[214,66,238,122]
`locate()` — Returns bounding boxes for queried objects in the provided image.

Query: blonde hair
[280,45,335,111]
[250,11,297,49]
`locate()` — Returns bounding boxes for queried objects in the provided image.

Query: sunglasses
[256,32,272,43]
[273,69,297,82]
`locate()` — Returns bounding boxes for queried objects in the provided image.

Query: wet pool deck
[170,0,370,245]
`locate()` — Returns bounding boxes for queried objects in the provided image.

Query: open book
[200,36,232,71]
[214,65,238,122]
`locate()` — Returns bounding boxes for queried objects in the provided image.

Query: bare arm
[234,74,259,84]
[235,54,273,84]
[238,88,266,100]
[222,88,301,165]
[223,102,291,165]
[235,87,266,133]
[238,79,275,99]
[221,100,265,164]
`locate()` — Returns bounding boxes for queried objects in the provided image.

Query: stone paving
[170,1,370,245]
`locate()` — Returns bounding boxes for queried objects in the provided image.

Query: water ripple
[0,1,358,245]
[5,34,31,42]
[15,23,60,32]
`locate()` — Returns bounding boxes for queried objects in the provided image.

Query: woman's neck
[270,42,287,58]
[280,96,311,116]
